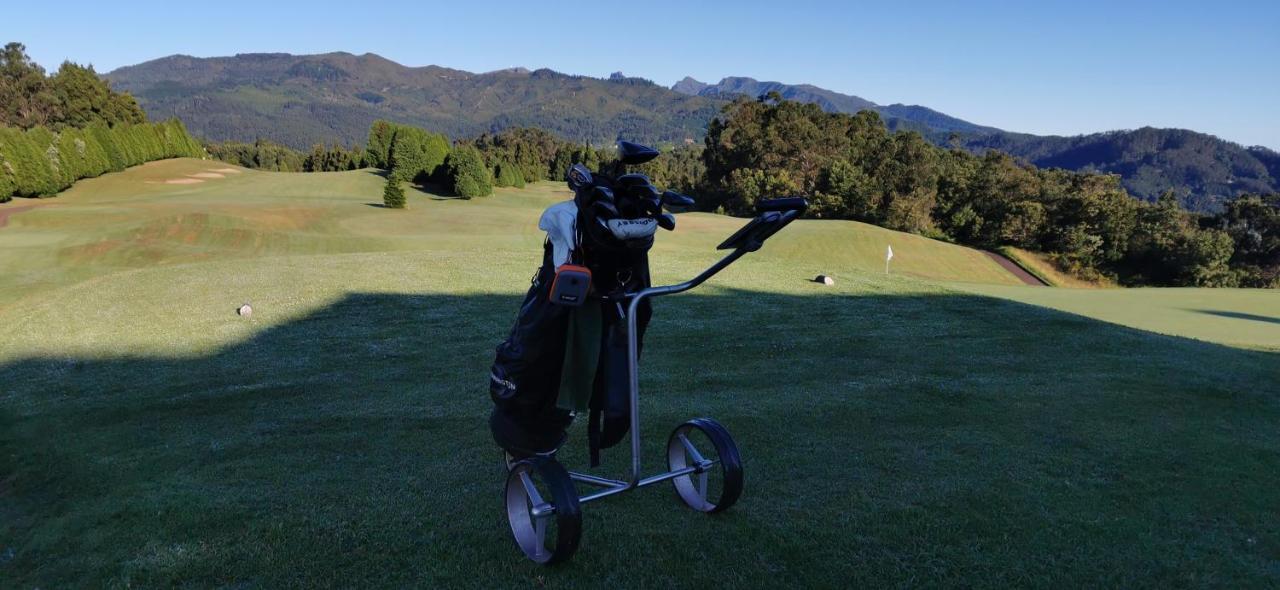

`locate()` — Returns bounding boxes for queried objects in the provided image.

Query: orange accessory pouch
[549,264,592,306]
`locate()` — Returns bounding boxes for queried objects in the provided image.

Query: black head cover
[617,140,659,165]
[566,163,593,192]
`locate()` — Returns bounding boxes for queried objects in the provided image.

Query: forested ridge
[104,52,720,150]
[678,76,1280,213]
[103,51,1280,213]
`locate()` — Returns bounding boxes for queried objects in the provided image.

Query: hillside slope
[105,53,721,148]
[966,127,1280,210]
[676,77,1280,211]
[106,53,1279,212]
[673,75,1001,135]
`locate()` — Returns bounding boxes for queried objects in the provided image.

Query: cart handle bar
[619,201,806,486]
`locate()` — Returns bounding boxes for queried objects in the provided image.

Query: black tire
[666,417,743,513]
[504,456,582,564]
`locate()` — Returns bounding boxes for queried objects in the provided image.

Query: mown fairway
[1,160,1278,587]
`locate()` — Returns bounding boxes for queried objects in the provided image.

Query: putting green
[952,283,1279,351]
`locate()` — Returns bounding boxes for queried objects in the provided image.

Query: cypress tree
[6,127,57,196]
[383,177,406,208]
[0,136,15,201]
[494,159,524,188]
[366,120,395,169]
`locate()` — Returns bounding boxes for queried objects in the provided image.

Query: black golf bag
[490,143,673,466]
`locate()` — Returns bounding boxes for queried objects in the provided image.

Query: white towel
[538,200,578,266]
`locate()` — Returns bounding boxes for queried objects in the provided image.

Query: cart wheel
[667,418,743,513]
[504,456,582,564]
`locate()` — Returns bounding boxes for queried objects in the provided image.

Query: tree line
[353,110,1278,287]
[696,94,1278,287]
[0,43,204,202]
[205,139,368,173]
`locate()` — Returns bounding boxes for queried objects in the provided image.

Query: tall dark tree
[0,42,59,128]
[49,62,144,129]
[366,120,395,169]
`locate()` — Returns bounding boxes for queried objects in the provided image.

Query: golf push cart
[488,140,807,564]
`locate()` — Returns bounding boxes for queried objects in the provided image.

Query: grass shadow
[1193,308,1280,325]
[2,289,1277,587]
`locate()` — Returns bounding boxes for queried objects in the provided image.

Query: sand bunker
[210,168,243,174]
[165,178,204,185]
[188,172,226,179]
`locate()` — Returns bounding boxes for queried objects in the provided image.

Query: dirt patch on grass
[0,204,39,229]
[188,172,225,179]
[58,239,124,264]
[210,168,243,174]
[212,205,329,232]
[165,178,204,185]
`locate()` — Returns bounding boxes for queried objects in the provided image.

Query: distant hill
[105,53,1279,212]
[965,128,1280,211]
[673,76,1280,211]
[672,76,1001,135]
[104,52,720,148]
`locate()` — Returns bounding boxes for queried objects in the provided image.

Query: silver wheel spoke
[698,470,709,506]
[678,432,706,465]
[534,515,547,559]
[520,471,546,507]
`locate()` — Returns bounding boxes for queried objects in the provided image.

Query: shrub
[0,158,13,202]
[388,126,450,183]
[0,127,54,197]
[446,145,493,198]
[494,159,524,188]
[383,177,406,209]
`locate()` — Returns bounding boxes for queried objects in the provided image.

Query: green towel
[557,304,603,412]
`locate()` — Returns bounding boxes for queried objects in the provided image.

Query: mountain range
[672,76,1001,136]
[104,52,1280,211]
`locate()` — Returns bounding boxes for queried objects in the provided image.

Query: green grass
[953,283,1280,351]
[2,160,1278,587]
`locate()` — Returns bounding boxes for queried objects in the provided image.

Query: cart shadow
[2,289,1277,583]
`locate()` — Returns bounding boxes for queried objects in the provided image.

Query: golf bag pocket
[549,264,591,306]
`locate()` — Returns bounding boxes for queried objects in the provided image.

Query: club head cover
[656,213,675,231]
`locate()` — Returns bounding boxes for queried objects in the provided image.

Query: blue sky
[6,0,1278,148]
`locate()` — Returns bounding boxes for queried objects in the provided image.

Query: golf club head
[661,190,695,211]
[656,212,676,231]
[566,163,593,192]
[617,140,660,165]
